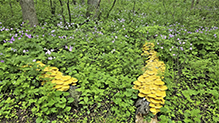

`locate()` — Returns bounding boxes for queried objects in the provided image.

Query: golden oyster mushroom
[148,94,156,98]
[72,78,78,82]
[72,83,77,86]
[132,85,140,90]
[57,85,70,91]
[55,72,63,79]
[138,93,147,97]
[150,107,157,114]
[159,85,168,91]
[149,103,156,107]
[154,80,165,85]
[155,104,163,109]
[139,88,151,94]
[61,75,71,81]
[160,98,165,104]
[150,98,161,104]
[138,75,145,82]
[155,90,164,97]
[53,84,62,89]
[134,80,142,86]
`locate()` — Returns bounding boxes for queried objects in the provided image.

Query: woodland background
[0,0,219,123]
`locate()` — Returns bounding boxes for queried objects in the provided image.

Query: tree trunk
[19,0,39,27]
[86,0,100,20]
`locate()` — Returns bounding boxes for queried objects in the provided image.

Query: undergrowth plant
[0,0,219,122]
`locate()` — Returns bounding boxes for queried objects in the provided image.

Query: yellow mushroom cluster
[22,61,78,91]
[133,42,167,115]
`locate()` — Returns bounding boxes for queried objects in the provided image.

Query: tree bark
[19,0,39,27]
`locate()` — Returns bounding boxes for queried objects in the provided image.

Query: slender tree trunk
[67,0,71,24]
[19,0,39,27]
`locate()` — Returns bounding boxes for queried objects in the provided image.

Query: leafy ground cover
[0,0,219,122]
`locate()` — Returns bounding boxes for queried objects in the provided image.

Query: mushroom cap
[154,96,163,99]
[156,91,166,97]
[49,67,59,71]
[150,84,158,90]
[149,103,156,107]
[63,79,73,85]
[43,66,52,72]
[150,107,156,113]
[133,80,142,86]
[159,85,168,91]
[155,104,163,109]
[148,94,156,98]
[144,70,155,75]
[57,85,70,91]
[160,98,165,104]
[53,84,63,89]
[62,75,71,81]
[150,98,160,104]
[132,85,140,90]
[138,93,147,97]
[51,79,64,84]
[72,78,78,83]
[140,88,151,94]
[55,72,63,79]
[72,83,77,86]
[154,80,165,85]
[138,76,145,82]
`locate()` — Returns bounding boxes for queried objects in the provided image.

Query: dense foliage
[0,0,219,122]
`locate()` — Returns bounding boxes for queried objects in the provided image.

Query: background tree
[86,0,101,19]
[19,0,39,27]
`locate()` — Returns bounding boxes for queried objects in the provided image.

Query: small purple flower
[183,42,185,44]
[161,47,163,49]
[112,40,115,43]
[179,41,181,44]
[173,54,176,56]
[157,42,159,45]
[45,50,51,55]
[190,47,192,50]
[0,53,3,55]
[115,36,117,39]
[169,49,172,51]
[69,46,73,51]
[48,57,53,60]
[65,45,68,49]
[11,36,15,42]
[0,60,4,63]
[51,30,55,33]
[33,59,36,62]
[180,47,183,51]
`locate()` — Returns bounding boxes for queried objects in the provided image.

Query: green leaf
[84,97,88,103]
